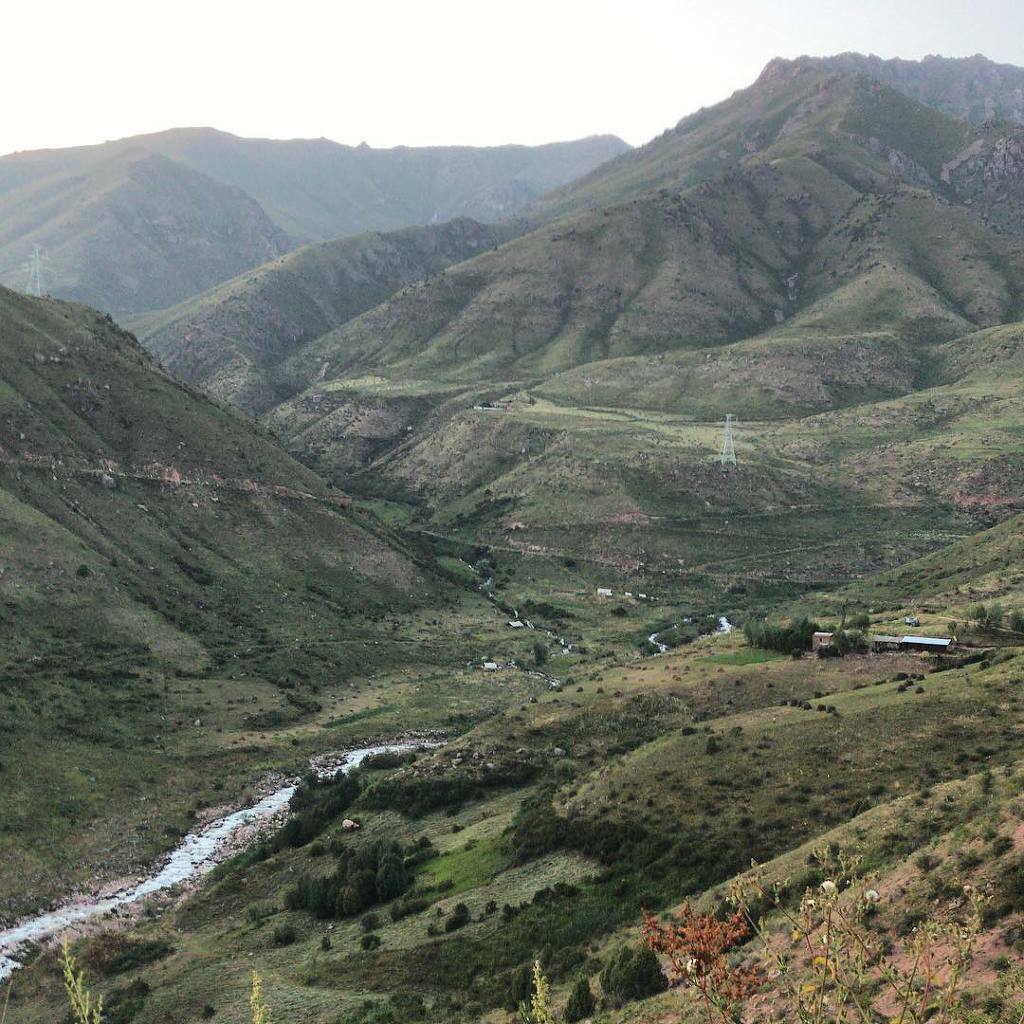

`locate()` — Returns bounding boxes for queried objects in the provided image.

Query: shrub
[272,924,297,946]
[600,944,668,1003]
[287,840,413,921]
[445,902,471,932]
[509,961,535,1009]
[564,976,595,1022]
[360,933,382,950]
[390,896,430,922]
[246,903,277,925]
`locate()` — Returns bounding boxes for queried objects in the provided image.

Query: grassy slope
[0,286,502,918]
[279,73,1020,394]
[10,563,1023,1023]
[131,219,515,414]
[0,150,290,315]
[259,77,1024,611]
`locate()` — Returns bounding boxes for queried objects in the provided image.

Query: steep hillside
[0,286,478,919]
[279,76,1023,391]
[133,219,514,413]
[0,149,290,314]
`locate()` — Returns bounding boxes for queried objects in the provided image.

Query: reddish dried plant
[642,904,762,1024]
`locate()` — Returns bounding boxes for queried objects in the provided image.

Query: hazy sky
[5,0,1024,156]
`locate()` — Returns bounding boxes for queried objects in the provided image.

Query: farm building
[871,634,954,653]
[597,587,613,597]
[812,631,835,652]
[871,635,903,652]
[900,635,955,652]
[482,661,499,672]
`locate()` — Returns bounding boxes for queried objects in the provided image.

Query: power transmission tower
[24,245,49,297]
[718,414,737,468]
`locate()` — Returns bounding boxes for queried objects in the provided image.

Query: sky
[5,0,1024,156]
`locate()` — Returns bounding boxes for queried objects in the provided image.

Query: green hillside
[0,286,494,920]
[132,219,515,414]
[6,52,1024,1024]
[285,74,1020,393]
[0,150,290,315]
[10,539,1024,1023]
[0,130,628,316]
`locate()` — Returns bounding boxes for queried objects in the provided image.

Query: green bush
[599,944,668,1004]
[565,976,596,1022]
[445,902,471,932]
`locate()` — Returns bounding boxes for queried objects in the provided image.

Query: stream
[648,616,733,655]
[0,743,417,983]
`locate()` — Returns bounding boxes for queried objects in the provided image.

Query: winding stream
[0,743,415,983]
[647,615,733,656]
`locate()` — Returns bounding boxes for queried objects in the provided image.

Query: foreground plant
[519,960,556,1024]
[642,903,761,1024]
[251,970,272,1024]
[729,849,985,1024]
[61,939,104,1024]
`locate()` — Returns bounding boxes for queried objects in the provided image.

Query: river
[0,743,417,983]
[647,615,733,655]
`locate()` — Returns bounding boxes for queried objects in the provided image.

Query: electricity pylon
[718,414,737,468]
[24,245,49,297]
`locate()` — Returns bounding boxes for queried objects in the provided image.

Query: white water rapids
[0,743,416,983]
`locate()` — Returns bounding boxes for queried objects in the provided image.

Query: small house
[811,631,835,652]
[482,661,499,672]
[507,620,525,629]
[597,587,613,597]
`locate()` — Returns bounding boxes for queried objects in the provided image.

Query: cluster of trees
[743,616,821,654]
[285,840,412,919]
[272,770,362,851]
[967,602,1024,632]
[361,761,539,817]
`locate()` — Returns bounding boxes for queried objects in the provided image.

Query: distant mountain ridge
[0,128,628,315]
[780,52,1024,126]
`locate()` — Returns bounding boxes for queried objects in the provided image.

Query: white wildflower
[820,880,837,896]
[864,889,880,904]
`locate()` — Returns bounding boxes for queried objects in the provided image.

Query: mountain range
[0,129,627,314]
[5,49,1024,1024]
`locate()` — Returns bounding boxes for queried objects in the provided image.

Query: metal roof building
[900,635,954,651]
